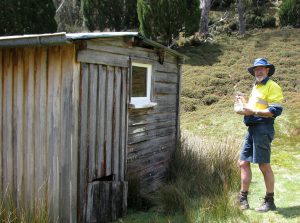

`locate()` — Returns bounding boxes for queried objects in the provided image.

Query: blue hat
[247,58,275,76]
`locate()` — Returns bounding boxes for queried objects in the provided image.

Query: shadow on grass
[276,205,300,218]
[177,42,223,66]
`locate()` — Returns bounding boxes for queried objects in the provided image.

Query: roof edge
[0,32,184,59]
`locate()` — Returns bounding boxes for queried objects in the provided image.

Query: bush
[279,0,300,28]
[202,94,219,105]
[181,97,198,112]
[246,8,277,28]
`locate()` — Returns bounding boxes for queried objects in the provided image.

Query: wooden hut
[0,32,183,222]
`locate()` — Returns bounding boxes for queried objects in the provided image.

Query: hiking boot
[256,194,276,212]
[238,191,250,210]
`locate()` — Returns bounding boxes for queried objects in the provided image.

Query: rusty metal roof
[0,32,183,58]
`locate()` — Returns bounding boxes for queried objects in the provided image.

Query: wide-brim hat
[247,58,275,76]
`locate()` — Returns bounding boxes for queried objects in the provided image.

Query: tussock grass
[154,132,243,222]
[0,188,49,223]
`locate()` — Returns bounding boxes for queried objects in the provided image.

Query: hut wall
[84,38,181,194]
[0,45,80,222]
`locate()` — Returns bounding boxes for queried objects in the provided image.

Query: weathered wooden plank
[14,49,25,205]
[23,47,36,207]
[88,64,98,181]
[128,104,177,117]
[47,46,61,220]
[128,120,176,135]
[78,63,89,223]
[97,65,107,178]
[128,134,175,154]
[154,71,178,84]
[113,68,122,181]
[86,41,176,64]
[154,62,178,73]
[71,47,80,223]
[59,45,74,222]
[119,68,128,181]
[154,82,178,94]
[3,49,13,191]
[127,150,171,176]
[0,49,2,192]
[34,47,48,203]
[106,66,115,176]
[128,112,177,126]
[154,94,177,105]
[175,64,182,144]
[77,49,129,68]
[127,133,176,159]
[128,126,176,144]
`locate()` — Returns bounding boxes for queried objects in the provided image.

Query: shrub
[246,9,277,28]
[279,0,300,28]
[181,97,198,112]
[202,94,219,105]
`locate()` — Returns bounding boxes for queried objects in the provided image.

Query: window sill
[129,101,157,109]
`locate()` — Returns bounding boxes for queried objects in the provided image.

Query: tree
[82,0,138,31]
[137,0,200,46]
[237,0,246,35]
[0,0,57,35]
[53,0,83,32]
[123,0,139,30]
[279,0,300,28]
[199,0,212,34]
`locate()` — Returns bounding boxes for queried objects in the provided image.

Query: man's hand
[236,107,255,116]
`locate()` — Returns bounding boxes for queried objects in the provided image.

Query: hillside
[179,28,300,139]
[179,28,300,222]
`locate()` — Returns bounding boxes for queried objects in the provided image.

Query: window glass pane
[132,66,147,97]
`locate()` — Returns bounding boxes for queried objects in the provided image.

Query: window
[130,62,156,108]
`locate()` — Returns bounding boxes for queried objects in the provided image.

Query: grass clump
[0,188,49,223]
[154,132,243,222]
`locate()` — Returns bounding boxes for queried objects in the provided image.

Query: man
[236,58,283,212]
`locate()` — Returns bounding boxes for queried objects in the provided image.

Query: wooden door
[78,63,128,222]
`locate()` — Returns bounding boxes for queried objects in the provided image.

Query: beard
[255,76,265,82]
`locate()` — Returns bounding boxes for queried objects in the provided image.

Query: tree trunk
[199,0,212,34]
[237,0,246,35]
[53,0,83,32]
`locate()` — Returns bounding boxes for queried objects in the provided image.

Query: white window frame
[130,62,156,108]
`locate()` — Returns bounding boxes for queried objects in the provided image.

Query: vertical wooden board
[106,66,114,176]
[119,68,128,181]
[3,48,14,191]
[13,49,25,205]
[0,49,2,192]
[175,64,181,143]
[22,47,35,207]
[88,64,98,181]
[34,47,48,202]
[59,45,74,222]
[113,68,121,180]
[47,46,61,220]
[71,48,80,223]
[78,63,89,222]
[97,65,107,178]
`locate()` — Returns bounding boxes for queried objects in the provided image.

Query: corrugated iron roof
[0,32,183,58]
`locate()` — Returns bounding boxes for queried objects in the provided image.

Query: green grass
[120,28,300,223]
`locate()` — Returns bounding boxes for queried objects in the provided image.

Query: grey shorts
[240,124,275,163]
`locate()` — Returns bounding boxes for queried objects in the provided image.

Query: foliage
[0,190,49,223]
[53,0,83,32]
[279,0,300,28]
[245,8,276,28]
[137,0,200,46]
[154,133,241,221]
[82,0,139,31]
[0,0,57,35]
